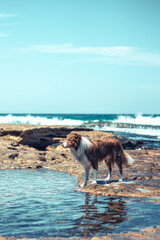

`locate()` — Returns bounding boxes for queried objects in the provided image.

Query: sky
[0,0,160,114]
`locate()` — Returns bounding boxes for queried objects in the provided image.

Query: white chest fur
[70,137,91,169]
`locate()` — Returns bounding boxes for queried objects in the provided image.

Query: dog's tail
[121,149,134,167]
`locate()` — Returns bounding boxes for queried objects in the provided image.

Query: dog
[62,133,134,187]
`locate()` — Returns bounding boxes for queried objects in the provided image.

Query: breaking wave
[113,114,160,126]
[0,113,160,141]
[0,114,84,126]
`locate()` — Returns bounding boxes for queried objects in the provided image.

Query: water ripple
[0,169,159,238]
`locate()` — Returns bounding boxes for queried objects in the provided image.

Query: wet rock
[0,129,22,137]
[114,135,144,150]
[36,165,43,169]
[0,124,160,200]
[9,153,18,159]
[0,124,160,240]
[18,126,92,150]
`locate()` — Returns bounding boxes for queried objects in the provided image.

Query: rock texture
[0,124,160,199]
[0,124,160,239]
[18,126,93,150]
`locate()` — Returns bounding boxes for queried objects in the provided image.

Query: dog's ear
[75,133,81,139]
[73,133,81,143]
[70,132,81,141]
[65,133,81,151]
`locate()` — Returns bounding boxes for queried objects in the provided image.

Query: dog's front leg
[105,164,112,182]
[81,167,90,188]
[92,169,97,184]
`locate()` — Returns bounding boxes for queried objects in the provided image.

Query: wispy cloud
[0,13,16,18]
[20,43,160,67]
[0,32,10,37]
[31,43,133,57]
[0,13,16,38]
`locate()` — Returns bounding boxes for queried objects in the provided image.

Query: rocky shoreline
[0,124,160,239]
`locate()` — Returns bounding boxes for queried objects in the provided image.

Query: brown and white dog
[62,133,134,187]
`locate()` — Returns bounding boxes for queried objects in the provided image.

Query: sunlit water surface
[0,170,159,238]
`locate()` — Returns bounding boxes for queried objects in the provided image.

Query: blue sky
[0,0,160,114]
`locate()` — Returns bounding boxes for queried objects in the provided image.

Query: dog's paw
[80,183,86,188]
[105,177,110,182]
[119,178,123,182]
[92,180,97,185]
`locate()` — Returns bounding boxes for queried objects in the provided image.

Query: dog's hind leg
[116,156,123,182]
[104,157,112,182]
[91,161,98,184]
[92,169,98,184]
[105,163,112,182]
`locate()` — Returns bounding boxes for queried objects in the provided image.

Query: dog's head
[62,133,81,151]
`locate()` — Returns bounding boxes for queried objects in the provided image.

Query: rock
[114,135,144,150]
[0,124,160,239]
[0,124,160,199]
[18,126,93,150]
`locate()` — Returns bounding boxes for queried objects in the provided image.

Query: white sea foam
[113,114,160,126]
[0,115,83,126]
[1,114,160,140]
[95,125,160,139]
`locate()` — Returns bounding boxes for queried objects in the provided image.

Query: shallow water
[0,169,159,238]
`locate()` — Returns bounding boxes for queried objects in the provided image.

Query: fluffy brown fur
[85,137,130,177]
[62,133,134,187]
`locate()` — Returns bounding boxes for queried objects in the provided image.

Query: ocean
[0,113,160,148]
